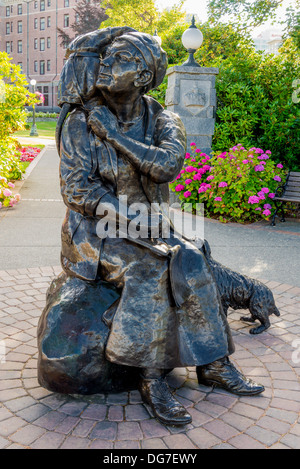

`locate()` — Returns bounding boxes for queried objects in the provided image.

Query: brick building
[0,0,78,109]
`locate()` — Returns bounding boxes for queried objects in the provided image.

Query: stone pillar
[165,66,219,156]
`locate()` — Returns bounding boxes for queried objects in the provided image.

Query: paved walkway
[0,268,299,449]
[0,144,299,449]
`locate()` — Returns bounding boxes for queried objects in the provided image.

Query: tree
[57,0,108,46]
[208,0,300,46]
[286,5,300,49]
[207,0,283,29]
[101,0,185,35]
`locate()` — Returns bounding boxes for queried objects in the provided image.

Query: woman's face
[97,40,149,94]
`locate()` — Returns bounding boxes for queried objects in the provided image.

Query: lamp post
[30,79,39,137]
[181,16,203,67]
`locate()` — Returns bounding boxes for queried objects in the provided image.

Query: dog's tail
[273,306,281,317]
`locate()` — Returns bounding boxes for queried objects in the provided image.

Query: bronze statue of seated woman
[38,27,275,427]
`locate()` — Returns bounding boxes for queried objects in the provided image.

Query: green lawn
[14,121,57,139]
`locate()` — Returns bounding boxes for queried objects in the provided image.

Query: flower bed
[170,143,286,224]
[18,146,42,163]
[0,145,41,210]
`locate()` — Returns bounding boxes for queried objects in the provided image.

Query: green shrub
[0,52,37,186]
[170,143,286,223]
[214,39,300,171]
[25,111,59,119]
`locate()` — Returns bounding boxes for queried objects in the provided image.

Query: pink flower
[8,182,15,188]
[3,189,12,197]
[218,182,228,188]
[185,179,193,185]
[206,175,214,181]
[185,152,191,158]
[202,165,211,172]
[248,196,260,204]
[185,166,198,173]
[268,193,275,199]
[198,184,211,193]
[193,174,202,181]
[257,154,269,160]
[257,191,266,200]
[242,160,249,164]
[266,150,272,154]
[255,207,262,211]
[190,142,196,147]
[184,191,192,198]
[195,149,201,153]
[14,194,21,202]
[263,209,271,216]
[264,203,272,210]
[274,175,281,182]
[180,170,185,174]
[255,165,265,172]
[277,164,283,169]
[261,187,269,193]
[214,197,222,202]
[175,184,185,192]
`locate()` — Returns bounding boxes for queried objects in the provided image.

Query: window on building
[64,0,69,6]
[18,21,22,34]
[47,37,51,48]
[11,41,13,52]
[17,4,22,14]
[18,62,23,71]
[34,61,38,72]
[17,40,22,54]
[47,60,51,72]
[40,0,45,11]
[34,18,38,29]
[47,0,51,6]
[37,86,47,106]
[40,38,45,51]
[64,14,69,28]
[40,60,45,75]
[6,42,11,54]
[47,16,51,27]
[34,38,38,49]
[40,17,45,30]
[43,86,49,106]
[34,1,38,8]
[11,22,13,33]
[6,6,10,17]
[75,13,79,23]
[6,23,10,35]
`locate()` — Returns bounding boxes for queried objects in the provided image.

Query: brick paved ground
[0,266,300,449]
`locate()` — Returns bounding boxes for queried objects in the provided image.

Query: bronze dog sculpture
[202,240,280,334]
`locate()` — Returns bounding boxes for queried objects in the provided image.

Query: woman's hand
[88,106,120,140]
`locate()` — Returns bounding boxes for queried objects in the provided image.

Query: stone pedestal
[165,66,219,155]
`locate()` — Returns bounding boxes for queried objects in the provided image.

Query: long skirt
[100,234,235,369]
